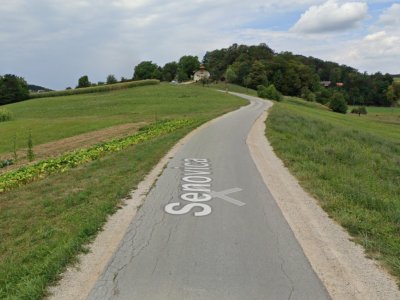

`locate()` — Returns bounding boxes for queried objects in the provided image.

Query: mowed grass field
[0,84,247,299]
[266,97,400,283]
[0,83,245,156]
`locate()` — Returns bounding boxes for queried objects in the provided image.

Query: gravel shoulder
[247,105,400,300]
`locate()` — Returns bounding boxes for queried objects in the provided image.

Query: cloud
[291,0,368,33]
[378,3,400,27]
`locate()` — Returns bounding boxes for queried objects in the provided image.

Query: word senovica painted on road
[165,158,213,217]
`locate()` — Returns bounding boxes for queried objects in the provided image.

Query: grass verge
[266,97,400,283]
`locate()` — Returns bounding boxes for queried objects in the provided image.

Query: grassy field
[0,84,246,299]
[0,83,244,156]
[266,97,400,283]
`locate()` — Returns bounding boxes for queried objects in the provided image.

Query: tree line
[203,43,399,107]
[1,43,399,107]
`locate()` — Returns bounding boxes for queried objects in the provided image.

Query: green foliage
[30,79,159,99]
[27,132,35,162]
[77,75,90,88]
[0,120,194,193]
[266,100,400,283]
[350,106,368,115]
[248,61,268,89]
[225,66,237,83]
[257,84,282,101]
[203,43,394,106]
[106,74,117,84]
[162,61,178,82]
[0,108,12,122]
[386,82,400,105]
[133,61,161,80]
[315,88,333,105]
[178,55,200,79]
[0,74,29,105]
[329,92,348,113]
[301,87,316,102]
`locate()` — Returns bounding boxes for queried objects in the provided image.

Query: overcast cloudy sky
[0,0,399,89]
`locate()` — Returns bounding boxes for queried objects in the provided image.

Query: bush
[257,84,282,101]
[0,108,12,122]
[350,106,367,115]
[329,92,348,114]
[301,87,316,102]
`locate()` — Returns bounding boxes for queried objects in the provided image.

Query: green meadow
[0,83,246,299]
[0,83,245,156]
[266,97,400,283]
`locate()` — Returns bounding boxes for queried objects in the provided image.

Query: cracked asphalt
[87,93,330,300]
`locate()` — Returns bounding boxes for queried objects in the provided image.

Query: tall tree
[0,74,29,105]
[77,75,90,88]
[106,74,117,84]
[178,56,200,79]
[133,61,161,80]
[162,61,178,82]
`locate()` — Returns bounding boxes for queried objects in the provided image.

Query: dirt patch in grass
[0,122,146,174]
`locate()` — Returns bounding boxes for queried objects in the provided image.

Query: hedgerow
[29,79,160,99]
[0,119,193,193]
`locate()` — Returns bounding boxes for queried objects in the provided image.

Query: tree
[178,55,200,79]
[248,61,268,89]
[106,74,117,84]
[225,66,237,84]
[329,92,348,114]
[133,61,161,80]
[386,82,400,105]
[77,75,90,88]
[0,74,29,105]
[162,61,178,82]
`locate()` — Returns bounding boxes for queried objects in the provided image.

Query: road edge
[47,106,246,300]
[247,106,400,299]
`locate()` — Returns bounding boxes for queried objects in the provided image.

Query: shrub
[350,106,367,115]
[257,84,282,101]
[329,92,348,114]
[301,87,316,102]
[0,108,12,122]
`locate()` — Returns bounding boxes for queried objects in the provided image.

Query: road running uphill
[87,93,330,300]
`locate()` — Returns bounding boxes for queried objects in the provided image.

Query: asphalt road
[87,93,330,300]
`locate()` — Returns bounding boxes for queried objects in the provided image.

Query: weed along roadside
[0,84,246,299]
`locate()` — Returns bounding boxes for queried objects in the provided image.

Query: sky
[0,0,399,90]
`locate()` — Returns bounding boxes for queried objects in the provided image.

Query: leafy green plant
[0,108,12,122]
[0,119,195,193]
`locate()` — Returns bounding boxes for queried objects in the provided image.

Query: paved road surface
[87,93,330,300]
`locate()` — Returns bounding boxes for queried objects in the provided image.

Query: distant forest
[202,43,398,107]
